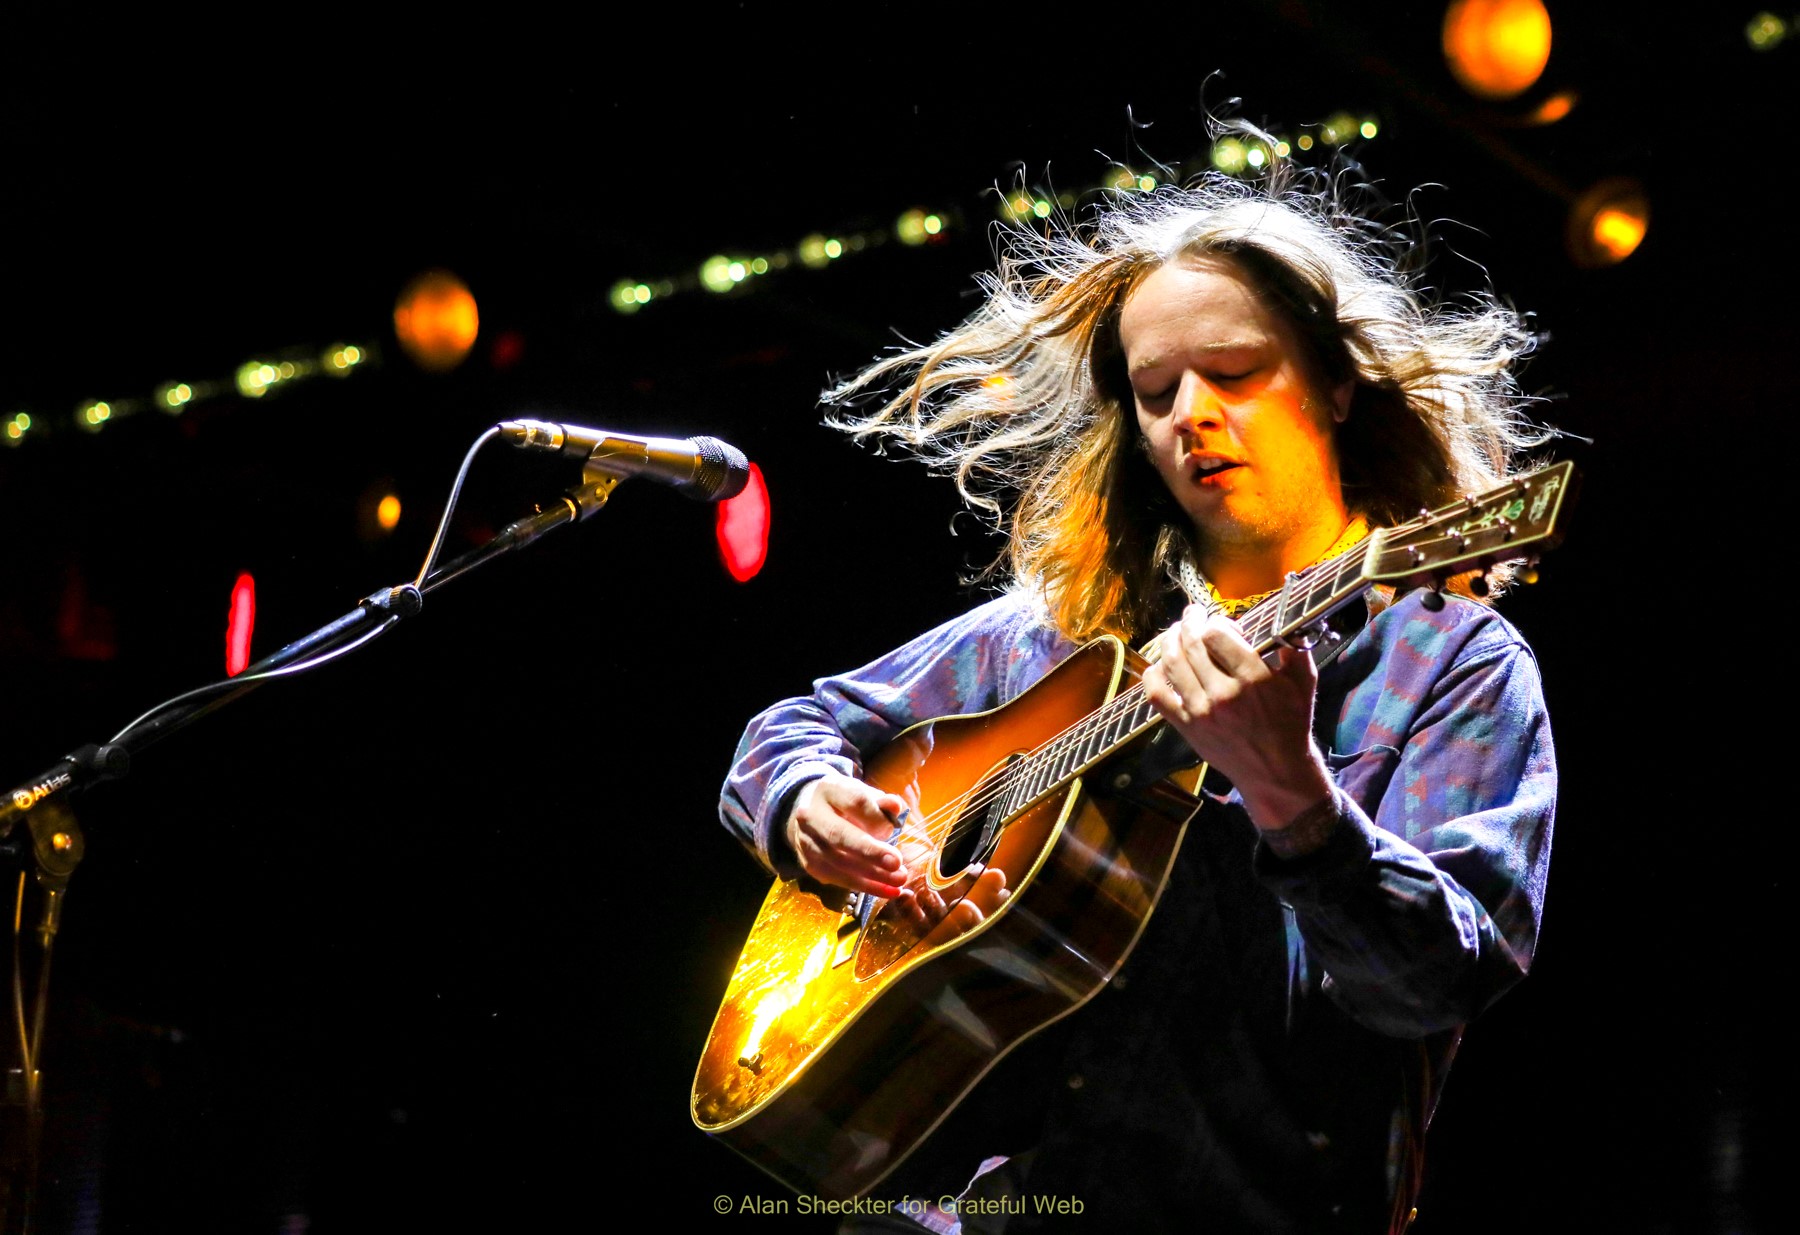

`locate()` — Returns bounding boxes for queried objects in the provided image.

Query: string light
[607,208,952,315]
[4,343,374,447]
[599,115,1382,317]
[1319,112,1360,145]
[797,233,832,269]
[1746,12,1787,48]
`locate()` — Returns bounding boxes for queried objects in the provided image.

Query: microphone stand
[0,455,623,1235]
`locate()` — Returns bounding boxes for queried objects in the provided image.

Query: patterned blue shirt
[719,587,1555,1231]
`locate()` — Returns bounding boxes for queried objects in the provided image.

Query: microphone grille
[690,437,751,501]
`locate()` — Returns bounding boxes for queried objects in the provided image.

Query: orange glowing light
[394,270,479,372]
[1567,179,1650,268]
[376,494,402,530]
[1590,210,1646,260]
[716,462,769,583]
[1527,90,1576,125]
[1443,0,1552,100]
[226,572,256,676]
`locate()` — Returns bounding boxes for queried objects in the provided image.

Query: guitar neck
[996,458,1576,814]
[996,545,1378,815]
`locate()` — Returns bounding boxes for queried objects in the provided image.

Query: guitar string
[895,535,1381,856]
[900,545,1370,855]
[869,476,1552,910]
[890,479,1543,859]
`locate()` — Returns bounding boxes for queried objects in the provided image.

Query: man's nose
[1174,374,1223,434]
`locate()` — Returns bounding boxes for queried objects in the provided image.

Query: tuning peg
[1468,572,1492,598]
[1419,588,1447,612]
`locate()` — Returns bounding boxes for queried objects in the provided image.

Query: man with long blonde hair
[719,165,1556,1233]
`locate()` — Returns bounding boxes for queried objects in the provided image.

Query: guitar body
[691,637,1203,1199]
[691,459,1579,1201]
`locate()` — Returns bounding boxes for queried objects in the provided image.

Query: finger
[971,866,1008,907]
[1160,625,1209,712]
[922,896,982,947]
[806,806,906,872]
[824,779,910,841]
[944,901,984,934]
[792,814,907,886]
[1142,662,1193,726]
[1273,641,1320,691]
[804,847,908,898]
[916,884,947,925]
[1197,614,1267,681]
[893,887,932,930]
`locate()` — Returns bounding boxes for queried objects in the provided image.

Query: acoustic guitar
[692,461,1576,1199]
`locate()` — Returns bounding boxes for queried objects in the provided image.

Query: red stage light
[716,462,769,583]
[226,572,256,676]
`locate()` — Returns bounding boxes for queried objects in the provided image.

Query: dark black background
[1,4,1785,1231]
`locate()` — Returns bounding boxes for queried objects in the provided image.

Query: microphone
[499,419,750,501]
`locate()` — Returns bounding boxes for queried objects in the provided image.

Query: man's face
[1120,253,1351,589]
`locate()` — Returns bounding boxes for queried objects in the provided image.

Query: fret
[1026,758,1043,802]
[1001,768,1023,818]
[1110,707,1132,751]
[1080,720,1104,767]
[1305,574,1332,616]
[1064,729,1087,774]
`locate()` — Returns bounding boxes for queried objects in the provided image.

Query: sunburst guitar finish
[691,638,1201,1200]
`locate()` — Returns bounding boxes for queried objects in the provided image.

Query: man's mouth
[1192,458,1242,481]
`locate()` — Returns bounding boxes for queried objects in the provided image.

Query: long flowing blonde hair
[828,169,1545,642]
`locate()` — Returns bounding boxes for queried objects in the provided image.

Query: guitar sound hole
[935,755,1019,879]
[853,753,1026,980]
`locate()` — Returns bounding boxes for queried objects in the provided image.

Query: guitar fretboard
[988,536,1378,822]
[960,460,1568,841]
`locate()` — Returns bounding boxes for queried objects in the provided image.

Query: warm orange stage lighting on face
[1443,0,1553,100]
[394,270,479,371]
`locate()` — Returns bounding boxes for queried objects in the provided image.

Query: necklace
[1176,517,1371,619]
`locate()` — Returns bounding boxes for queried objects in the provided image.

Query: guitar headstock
[1363,461,1578,585]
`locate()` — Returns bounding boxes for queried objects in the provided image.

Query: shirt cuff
[1252,785,1380,907]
